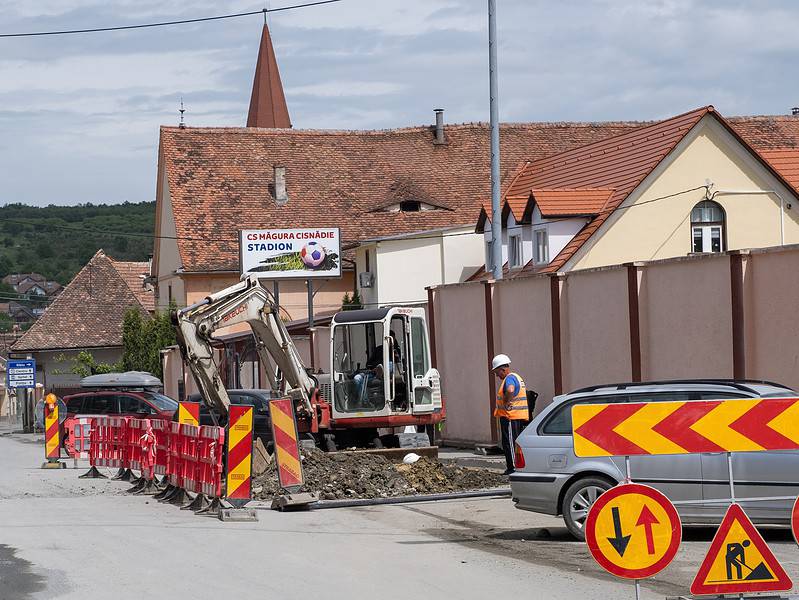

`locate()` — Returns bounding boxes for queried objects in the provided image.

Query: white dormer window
[534,229,549,264]
[508,234,522,268]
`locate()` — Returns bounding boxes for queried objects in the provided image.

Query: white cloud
[287,80,406,97]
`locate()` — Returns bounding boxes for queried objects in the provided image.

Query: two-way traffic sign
[6,359,36,389]
[585,483,681,579]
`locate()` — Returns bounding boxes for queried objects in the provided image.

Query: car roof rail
[568,378,791,396]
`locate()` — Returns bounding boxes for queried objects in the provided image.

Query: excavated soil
[253,448,507,501]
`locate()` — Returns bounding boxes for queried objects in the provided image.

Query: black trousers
[499,417,524,471]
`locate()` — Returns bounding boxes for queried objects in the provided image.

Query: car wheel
[561,476,614,540]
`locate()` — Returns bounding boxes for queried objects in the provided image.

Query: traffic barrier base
[78,466,107,479]
[42,459,67,469]
[218,507,258,522]
[111,468,135,482]
[153,483,176,500]
[181,493,210,511]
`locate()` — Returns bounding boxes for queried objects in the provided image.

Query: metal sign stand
[623,455,642,600]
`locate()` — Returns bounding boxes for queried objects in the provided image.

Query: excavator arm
[172,275,316,417]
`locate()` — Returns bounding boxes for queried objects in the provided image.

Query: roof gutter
[710,188,788,246]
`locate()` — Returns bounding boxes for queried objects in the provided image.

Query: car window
[540,394,628,435]
[694,391,751,400]
[626,391,696,403]
[142,392,178,412]
[66,397,85,413]
[119,395,155,414]
[83,395,117,414]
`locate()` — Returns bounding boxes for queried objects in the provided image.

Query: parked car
[64,389,179,421]
[177,389,275,447]
[510,379,798,539]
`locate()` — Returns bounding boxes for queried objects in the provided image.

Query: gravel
[253,448,507,501]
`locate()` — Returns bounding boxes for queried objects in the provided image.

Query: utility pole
[488,0,502,280]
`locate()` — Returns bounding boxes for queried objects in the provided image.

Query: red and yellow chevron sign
[573,397,799,457]
[177,401,200,426]
[269,397,304,493]
[44,395,60,459]
[225,405,253,503]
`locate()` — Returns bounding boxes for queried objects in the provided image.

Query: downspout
[710,189,787,246]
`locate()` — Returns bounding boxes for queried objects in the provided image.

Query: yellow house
[476,106,799,276]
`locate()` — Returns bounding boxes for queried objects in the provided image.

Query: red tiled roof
[159,121,647,272]
[531,188,615,217]
[759,149,799,190]
[109,259,155,312]
[11,251,151,352]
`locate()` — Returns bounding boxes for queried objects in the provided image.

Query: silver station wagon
[510,379,798,539]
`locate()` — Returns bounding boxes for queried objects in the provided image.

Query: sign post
[268,396,315,510]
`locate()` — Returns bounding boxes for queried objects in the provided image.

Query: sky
[0,0,797,206]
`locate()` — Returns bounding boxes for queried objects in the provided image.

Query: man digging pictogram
[723,539,772,581]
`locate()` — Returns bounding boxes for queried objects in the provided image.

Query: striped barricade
[65,417,93,460]
[80,416,128,479]
[181,423,201,495]
[151,419,170,480]
[127,419,160,494]
[198,426,225,499]
[156,421,188,503]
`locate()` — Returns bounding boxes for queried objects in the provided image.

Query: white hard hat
[491,354,511,370]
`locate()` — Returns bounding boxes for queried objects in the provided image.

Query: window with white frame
[534,229,549,264]
[690,200,725,253]
[508,234,522,268]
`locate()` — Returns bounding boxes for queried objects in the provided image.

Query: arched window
[691,200,725,253]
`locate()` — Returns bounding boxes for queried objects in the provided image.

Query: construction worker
[491,353,528,475]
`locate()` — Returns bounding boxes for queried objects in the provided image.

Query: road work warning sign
[691,503,792,595]
[269,397,304,493]
[572,397,799,456]
[585,483,681,579]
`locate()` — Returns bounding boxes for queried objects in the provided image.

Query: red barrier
[93,416,128,470]
[65,417,93,460]
[198,426,225,498]
[151,420,170,478]
[127,419,145,474]
[180,423,201,495]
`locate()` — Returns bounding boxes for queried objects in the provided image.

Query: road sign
[6,359,36,389]
[572,397,799,456]
[177,401,200,426]
[585,483,681,579]
[269,397,304,493]
[691,503,792,595]
[225,405,253,506]
[792,496,799,546]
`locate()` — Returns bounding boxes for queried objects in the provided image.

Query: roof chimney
[433,108,446,145]
[792,107,799,117]
[274,166,288,205]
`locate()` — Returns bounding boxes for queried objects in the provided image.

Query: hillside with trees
[0,202,155,285]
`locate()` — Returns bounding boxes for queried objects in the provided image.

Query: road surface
[1,431,798,599]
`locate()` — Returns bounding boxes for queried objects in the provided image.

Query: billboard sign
[7,359,36,389]
[239,228,341,279]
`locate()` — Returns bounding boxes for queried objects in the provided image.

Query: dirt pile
[253,449,507,501]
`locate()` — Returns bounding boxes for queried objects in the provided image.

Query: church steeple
[247,23,291,128]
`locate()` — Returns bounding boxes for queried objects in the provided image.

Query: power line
[0,1,343,38]
[1,185,711,248]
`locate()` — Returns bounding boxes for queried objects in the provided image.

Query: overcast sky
[1,0,797,206]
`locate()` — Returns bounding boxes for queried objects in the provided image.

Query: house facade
[11,251,153,395]
[476,107,799,277]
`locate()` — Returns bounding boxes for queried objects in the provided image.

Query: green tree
[55,351,119,377]
[0,313,12,333]
[120,304,176,379]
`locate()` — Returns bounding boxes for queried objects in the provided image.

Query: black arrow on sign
[607,506,631,557]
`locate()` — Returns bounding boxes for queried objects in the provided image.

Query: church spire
[247,23,291,128]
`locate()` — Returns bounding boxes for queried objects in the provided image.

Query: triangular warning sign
[691,503,792,595]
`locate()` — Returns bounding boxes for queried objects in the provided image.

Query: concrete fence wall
[430,244,799,446]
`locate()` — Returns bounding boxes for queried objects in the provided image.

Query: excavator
[172,275,444,450]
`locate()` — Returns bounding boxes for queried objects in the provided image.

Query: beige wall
[154,169,185,310]
[569,117,799,271]
[433,243,799,445]
[561,266,631,391]
[433,282,492,445]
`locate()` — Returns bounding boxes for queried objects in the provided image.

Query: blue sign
[7,359,36,389]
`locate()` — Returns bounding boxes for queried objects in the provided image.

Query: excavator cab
[330,307,442,420]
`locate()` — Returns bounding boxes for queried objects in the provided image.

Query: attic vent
[274,165,288,205]
[400,200,421,212]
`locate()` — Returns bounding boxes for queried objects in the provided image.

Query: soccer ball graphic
[300,241,326,268]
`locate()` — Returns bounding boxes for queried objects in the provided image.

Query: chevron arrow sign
[572,398,799,457]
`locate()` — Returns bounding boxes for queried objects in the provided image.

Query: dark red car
[63,389,178,421]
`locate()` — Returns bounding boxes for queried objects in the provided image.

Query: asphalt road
[2,432,799,600]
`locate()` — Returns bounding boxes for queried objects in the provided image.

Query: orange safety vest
[494,372,528,420]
